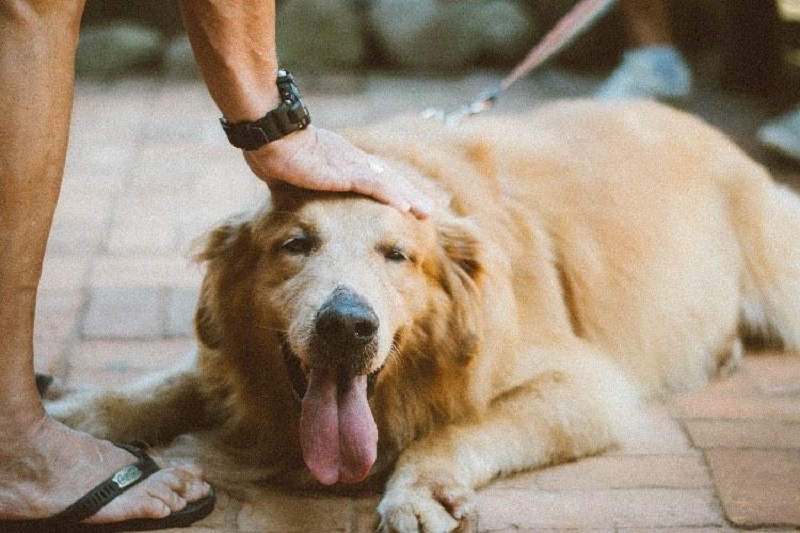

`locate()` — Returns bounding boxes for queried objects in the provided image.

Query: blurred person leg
[758,105,800,162]
[0,1,211,528]
[719,1,784,97]
[594,0,692,101]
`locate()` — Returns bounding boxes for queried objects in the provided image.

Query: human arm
[177,0,432,218]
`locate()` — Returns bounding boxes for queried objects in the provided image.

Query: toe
[167,465,211,502]
[82,468,194,524]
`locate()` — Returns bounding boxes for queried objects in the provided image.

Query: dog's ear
[438,217,483,280]
[193,214,253,263]
[195,283,224,349]
[193,217,254,350]
[433,217,485,365]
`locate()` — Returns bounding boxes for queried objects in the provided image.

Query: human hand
[243,125,433,219]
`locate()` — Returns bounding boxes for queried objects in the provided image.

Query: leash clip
[442,87,501,127]
[420,0,617,127]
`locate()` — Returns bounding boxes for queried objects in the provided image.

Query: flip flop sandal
[35,372,54,396]
[0,442,216,532]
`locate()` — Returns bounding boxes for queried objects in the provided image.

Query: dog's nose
[315,287,379,348]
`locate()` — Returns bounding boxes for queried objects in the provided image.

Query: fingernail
[413,198,435,218]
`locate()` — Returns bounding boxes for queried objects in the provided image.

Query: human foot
[594,45,693,102]
[758,105,800,163]
[0,416,213,527]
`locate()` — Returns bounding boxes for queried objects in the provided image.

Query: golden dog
[50,100,800,532]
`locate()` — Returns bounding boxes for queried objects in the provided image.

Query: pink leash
[441,0,617,125]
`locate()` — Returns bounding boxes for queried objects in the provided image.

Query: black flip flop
[0,442,216,533]
[35,372,54,396]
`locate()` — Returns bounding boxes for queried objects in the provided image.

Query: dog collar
[220,69,311,151]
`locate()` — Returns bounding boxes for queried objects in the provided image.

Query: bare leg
[619,0,672,47]
[0,1,210,524]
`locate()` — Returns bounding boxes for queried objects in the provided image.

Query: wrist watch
[220,69,311,151]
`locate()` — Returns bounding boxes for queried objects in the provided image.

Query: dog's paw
[377,476,476,533]
[45,393,92,427]
[46,391,116,438]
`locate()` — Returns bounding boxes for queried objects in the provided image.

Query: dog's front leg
[46,356,210,446]
[377,354,640,533]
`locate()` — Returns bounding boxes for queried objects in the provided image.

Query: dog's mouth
[280,339,380,403]
[280,336,381,486]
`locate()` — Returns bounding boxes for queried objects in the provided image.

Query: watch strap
[220,69,311,151]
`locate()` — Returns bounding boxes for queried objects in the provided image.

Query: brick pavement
[35,67,800,531]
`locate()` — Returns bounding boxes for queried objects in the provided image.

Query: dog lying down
[50,100,800,531]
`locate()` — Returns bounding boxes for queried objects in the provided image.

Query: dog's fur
[50,100,800,532]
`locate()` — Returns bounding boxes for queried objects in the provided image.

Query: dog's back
[350,100,800,398]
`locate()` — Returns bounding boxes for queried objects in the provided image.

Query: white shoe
[757,106,800,163]
[594,45,693,101]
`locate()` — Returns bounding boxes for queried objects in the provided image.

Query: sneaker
[757,106,800,163]
[594,45,693,101]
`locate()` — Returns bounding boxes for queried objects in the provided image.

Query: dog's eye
[383,246,411,263]
[280,236,316,255]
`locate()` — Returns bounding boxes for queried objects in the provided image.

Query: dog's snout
[315,287,379,348]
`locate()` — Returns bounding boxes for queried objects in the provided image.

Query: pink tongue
[299,370,378,485]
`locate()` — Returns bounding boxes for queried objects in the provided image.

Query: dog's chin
[279,336,383,486]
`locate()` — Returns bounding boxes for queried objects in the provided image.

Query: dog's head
[195,184,484,485]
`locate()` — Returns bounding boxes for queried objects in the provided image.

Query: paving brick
[71,80,153,147]
[494,454,712,491]
[705,449,800,528]
[167,287,200,337]
[476,488,724,529]
[686,419,800,450]
[67,338,194,388]
[743,351,800,396]
[71,338,194,370]
[107,194,186,253]
[47,191,114,254]
[106,223,178,255]
[187,157,266,212]
[669,366,800,421]
[66,366,152,389]
[160,525,228,533]
[82,287,164,338]
[33,290,84,375]
[616,526,739,533]
[33,339,68,377]
[236,490,353,533]
[143,82,221,144]
[35,290,84,343]
[353,495,382,533]
[64,143,137,190]
[89,255,204,288]
[39,255,91,291]
[678,367,759,399]
[671,394,800,422]
[131,143,200,192]
[47,222,108,256]
[189,490,242,532]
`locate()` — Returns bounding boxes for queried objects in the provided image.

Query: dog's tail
[734,164,800,350]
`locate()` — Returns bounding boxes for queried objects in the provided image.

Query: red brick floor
[35,68,800,531]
